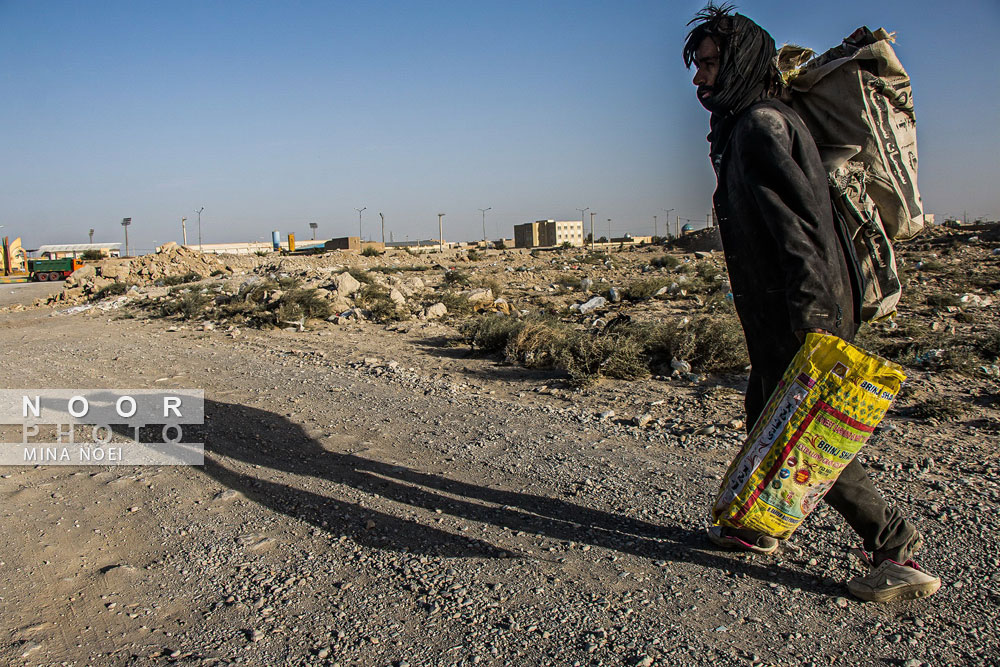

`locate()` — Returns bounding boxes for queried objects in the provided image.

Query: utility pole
[356,207,366,241]
[478,207,492,243]
[653,215,657,239]
[195,207,204,251]
[590,212,595,251]
[662,208,674,238]
[379,212,385,245]
[607,218,612,245]
[121,217,132,257]
[676,216,680,238]
[438,213,445,253]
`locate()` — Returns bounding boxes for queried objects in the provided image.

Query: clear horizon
[2,1,998,252]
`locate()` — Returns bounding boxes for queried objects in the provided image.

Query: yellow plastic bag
[712,333,905,540]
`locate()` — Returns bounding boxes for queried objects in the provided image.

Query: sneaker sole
[848,578,942,603]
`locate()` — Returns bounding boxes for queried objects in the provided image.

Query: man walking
[683,4,940,602]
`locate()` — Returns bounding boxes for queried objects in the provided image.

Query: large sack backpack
[779,27,924,322]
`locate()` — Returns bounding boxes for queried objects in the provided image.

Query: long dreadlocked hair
[682,3,784,115]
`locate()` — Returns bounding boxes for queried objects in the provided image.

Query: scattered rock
[579,296,607,314]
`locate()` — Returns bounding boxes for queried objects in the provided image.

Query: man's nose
[693,68,705,86]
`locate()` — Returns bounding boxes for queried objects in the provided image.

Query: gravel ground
[1,244,999,666]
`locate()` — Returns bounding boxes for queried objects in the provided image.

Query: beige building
[513,220,585,248]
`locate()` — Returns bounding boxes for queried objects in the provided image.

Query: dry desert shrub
[354,284,407,323]
[160,271,203,287]
[620,277,673,302]
[443,270,471,287]
[650,254,681,270]
[93,282,129,300]
[504,319,568,369]
[160,291,213,320]
[348,268,373,284]
[438,292,474,316]
[474,276,504,297]
[559,330,650,385]
[462,310,748,382]
[461,315,525,353]
[555,275,582,290]
[274,289,332,323]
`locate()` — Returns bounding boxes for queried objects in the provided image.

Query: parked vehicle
[27,257,85,281]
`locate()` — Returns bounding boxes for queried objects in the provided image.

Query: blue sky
[2,1,998,251]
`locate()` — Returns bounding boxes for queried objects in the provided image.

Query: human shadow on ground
[196,398,838,595]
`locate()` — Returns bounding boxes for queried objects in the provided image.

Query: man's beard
[697,85,721,113]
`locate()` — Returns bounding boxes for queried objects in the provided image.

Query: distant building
[324,237,362,252]
[513,222,540,248]
[513,220,584,248]
[36,243,121,259]
[192,242,275,255]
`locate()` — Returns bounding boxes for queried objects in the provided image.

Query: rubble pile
[669,227,724,253]
[39,242,256,305]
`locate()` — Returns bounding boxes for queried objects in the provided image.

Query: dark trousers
[744,351,918,564]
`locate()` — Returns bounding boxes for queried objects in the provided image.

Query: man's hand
[795,327,830,343]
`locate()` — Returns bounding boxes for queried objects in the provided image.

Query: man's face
[692,36,720,107]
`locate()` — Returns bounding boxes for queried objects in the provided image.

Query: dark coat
[711,98,860,371]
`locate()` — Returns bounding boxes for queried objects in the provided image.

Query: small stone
[579,296,607,314]
[20,641,41,657]
[425,302,448,319]
[835,597,849,608]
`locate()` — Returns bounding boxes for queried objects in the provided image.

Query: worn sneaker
[847,558,942,602]
[706,525,779,555]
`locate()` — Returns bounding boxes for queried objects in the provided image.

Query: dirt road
[1,299,997,666]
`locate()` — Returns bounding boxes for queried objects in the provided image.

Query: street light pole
[181,218,187,246]
[577,207,589,247]
[379,212,385,245]
[356,207,366,241]
[437,213,445,253]
[590,212,595,251]
[478,207,491,242]
[195,207,204,251]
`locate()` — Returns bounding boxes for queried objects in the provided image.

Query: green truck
[27,257,85,281]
